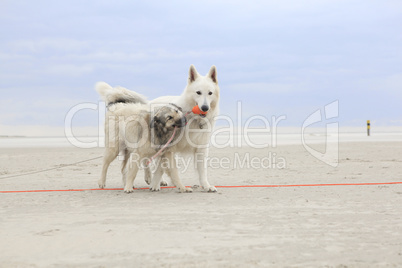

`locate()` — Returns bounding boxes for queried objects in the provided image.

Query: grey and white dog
[96,82,189,193]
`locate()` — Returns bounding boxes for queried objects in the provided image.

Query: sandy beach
[1,138,402,267]
[2,0,402,266]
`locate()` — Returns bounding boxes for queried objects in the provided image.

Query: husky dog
[96,82,189,193]
[147,65,220,192]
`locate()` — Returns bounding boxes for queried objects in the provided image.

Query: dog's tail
[95,82,148,106]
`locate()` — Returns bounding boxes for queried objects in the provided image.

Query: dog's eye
[208,92,213,95]
[167,116,173,120]
[196,91,201,95]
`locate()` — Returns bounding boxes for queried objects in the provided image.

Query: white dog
[147,65,220,192]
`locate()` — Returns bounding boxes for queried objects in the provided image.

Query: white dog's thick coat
[148,65,220,192]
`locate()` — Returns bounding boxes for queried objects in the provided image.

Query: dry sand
[1,141,402,267]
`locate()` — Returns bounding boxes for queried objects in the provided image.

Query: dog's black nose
[175,117,187,127]
[201,105,209,112]
[181,116,187,126]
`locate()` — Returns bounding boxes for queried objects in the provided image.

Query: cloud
[362,73,402,96]
[0,0,402,131]
[6,38,91,54]
[226,82,309,93]
[43,63,95,77]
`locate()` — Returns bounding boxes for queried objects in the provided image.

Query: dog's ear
[150,117,157,128]
[188,64,198,84]
[207,65,218,84]
[169,103,183,112]
[151,115,164,128]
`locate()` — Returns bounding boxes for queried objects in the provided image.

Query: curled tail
[95,82,148,106]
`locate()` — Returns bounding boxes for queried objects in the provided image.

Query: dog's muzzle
[173,117,187,128]
[201,105,209,112]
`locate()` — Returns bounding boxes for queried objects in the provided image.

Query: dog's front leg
[149,157,164,191]
[195,149,217,192]
[145,163,168,187]
[164,152,192,193]
[144,165,152,185]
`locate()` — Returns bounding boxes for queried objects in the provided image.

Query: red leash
[1,181,402,193]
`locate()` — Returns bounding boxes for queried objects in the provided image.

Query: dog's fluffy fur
[147,65,220,192]
[96,82,148,105]
[96,82,189,193]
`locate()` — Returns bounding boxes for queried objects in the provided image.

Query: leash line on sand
[0,156,103,180]
[1,181,402,194]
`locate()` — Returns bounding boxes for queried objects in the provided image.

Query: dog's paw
[160,180,168,186]
[149,184,161,192]
[150,187,160,192]
[178,187,193,193]
[203,185,217,192]
[124,187,134,193]
[98,180,106,189]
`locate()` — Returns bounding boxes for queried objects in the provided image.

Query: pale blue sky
[1,0,401,133]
